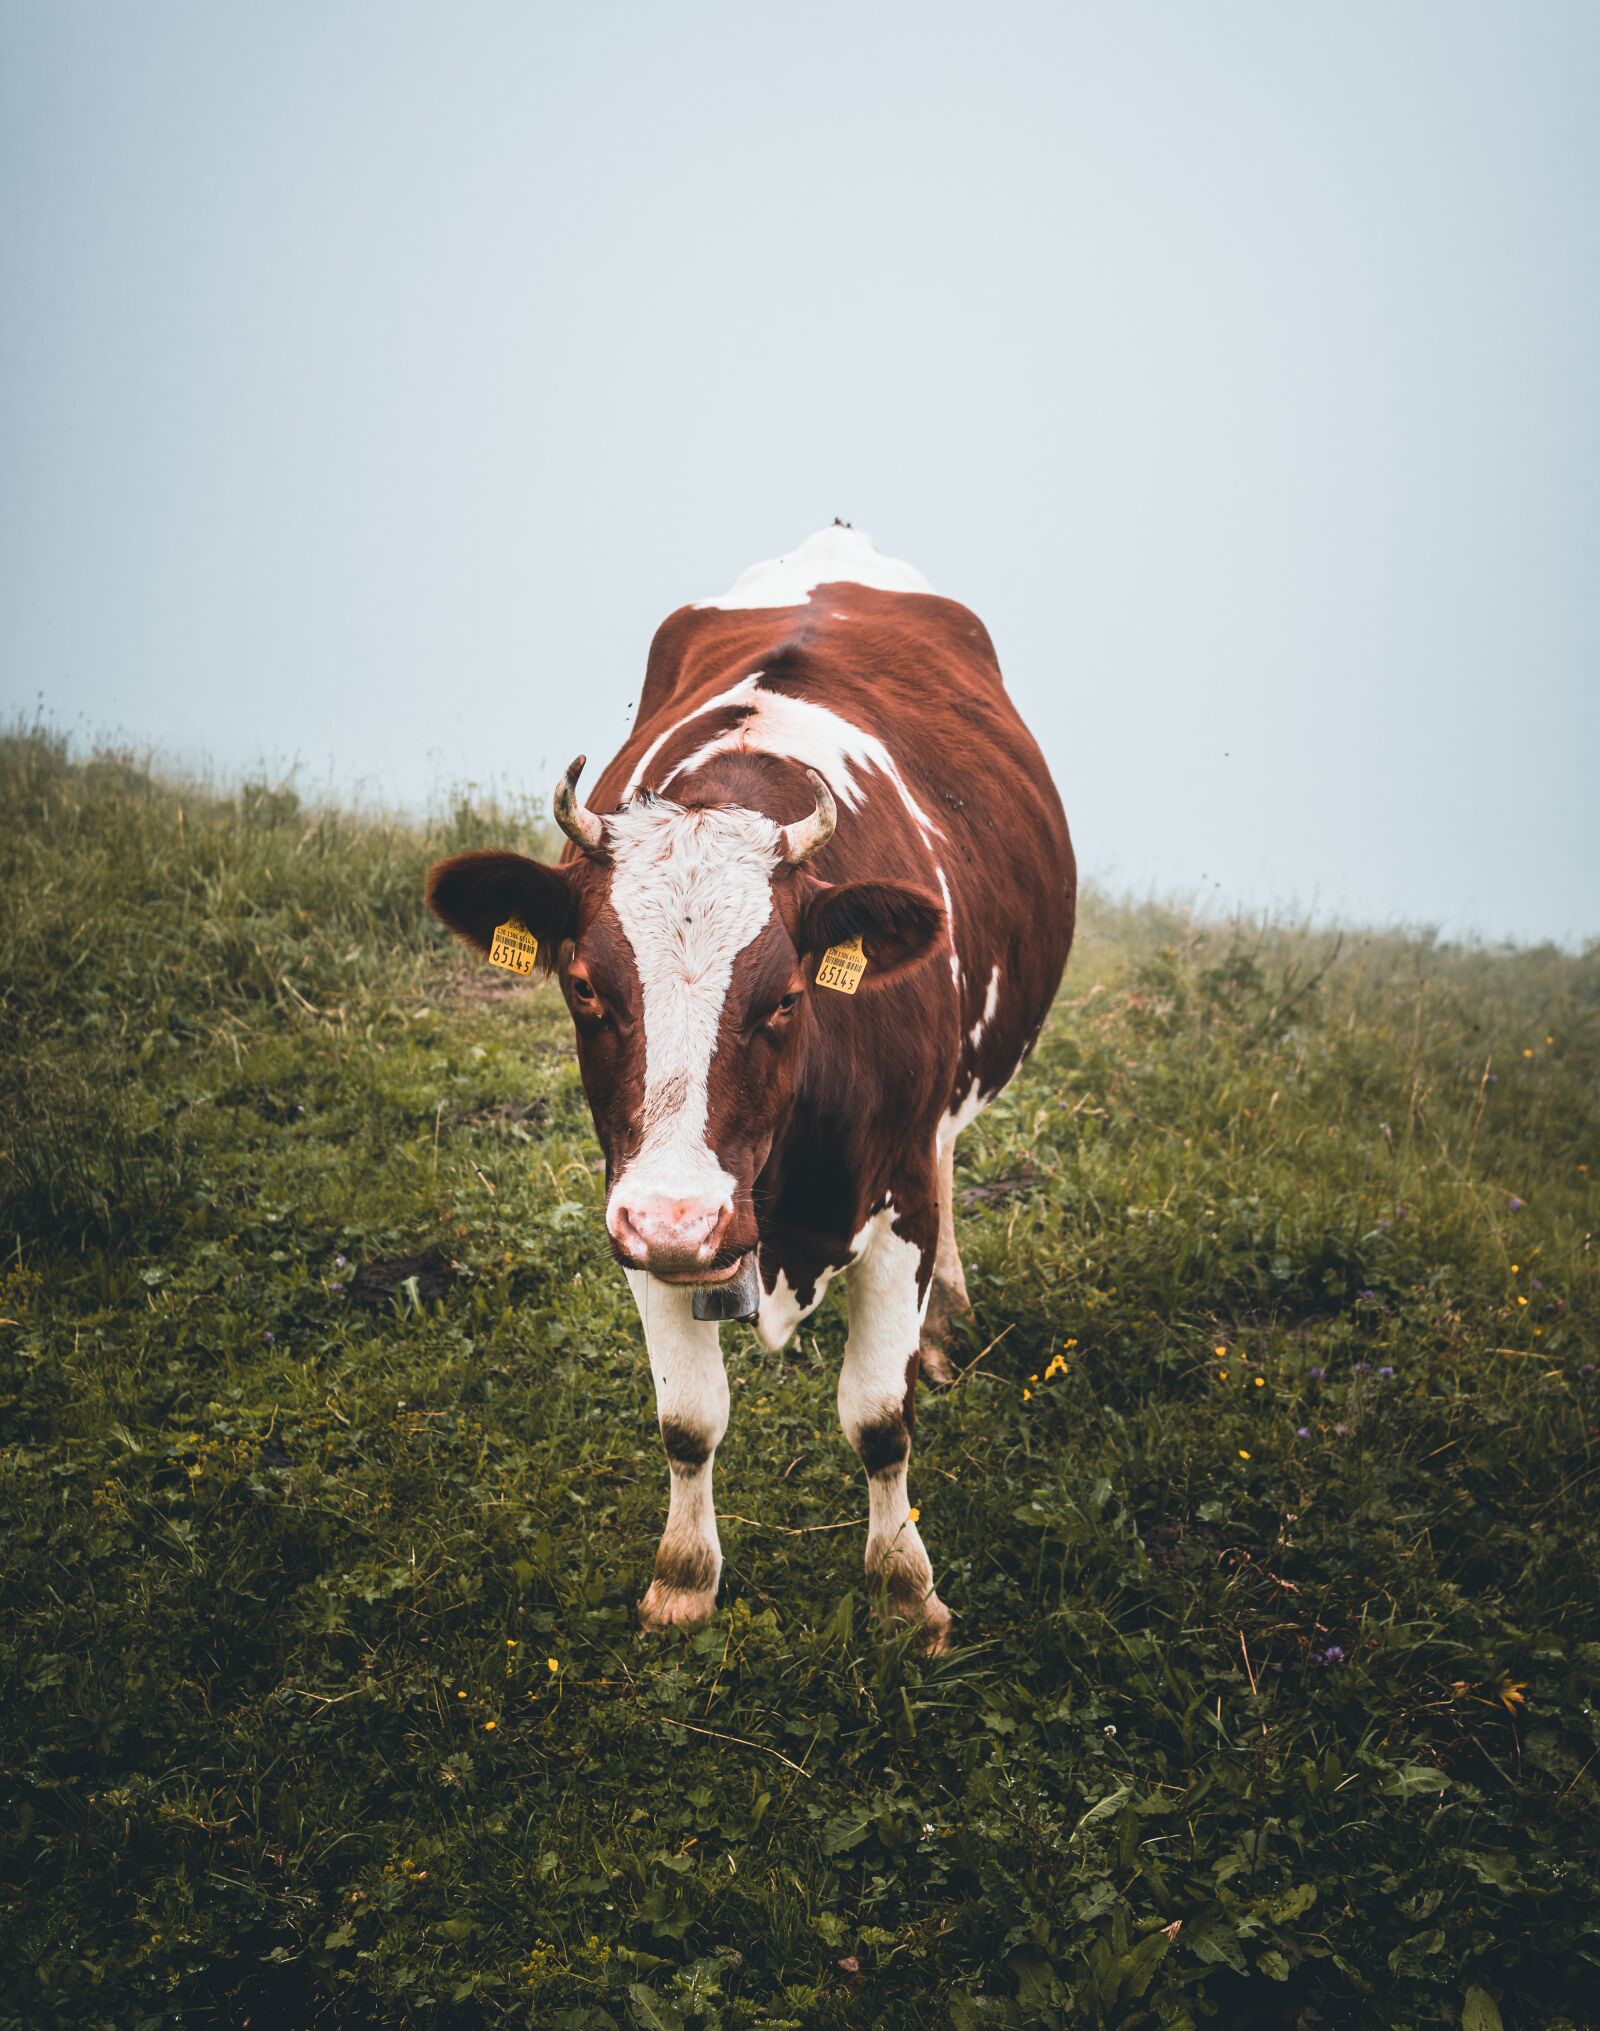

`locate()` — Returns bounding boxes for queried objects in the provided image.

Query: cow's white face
[598,800,793,1277]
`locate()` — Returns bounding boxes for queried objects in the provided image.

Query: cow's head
[426,759,942,1285]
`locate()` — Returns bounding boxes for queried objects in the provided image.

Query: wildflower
[506,1638,518,1647]
[1523,1048,1534,1059]
[1218,1370,1229,1380]
[1064,1338,1078,1349]
[334,1253,348,1269]
[1103,1723,1117,1737]
[1377,1217,1391,1231]
[1499,1679,1528,1713]
[1334,1422,1349,1436]
[1517,1296,1528,1307]
[1530,1278,1542,1291]
[484,1719,497,1731]
[1357,1290,1377,1303]
[457,1690,467,1700]
[1238,1448,1251,1460]
[1253,1376,1265,1388]
[1022,1387,1032,1401]
[329,1281,343,1293]
[1378,1365,1394,1378]
[1310,1366,1325,1382]
[1546,1035,1555,1046]
[262,1329,274,1344]
[1510,1196,1525,1211]
[1311,1644,1345,1668]
[1354,1361,1371,1375]
[547,1658,559,1674]
[1296,1426,1310,1439]
[908,1506,921,1523]
[1511,1264,1520,1274]
[1214,1345,1228,1358]
[1044,1353,1069,1379]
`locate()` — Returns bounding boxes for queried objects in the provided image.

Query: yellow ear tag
[816,933,867,995]
[488,919,538,976]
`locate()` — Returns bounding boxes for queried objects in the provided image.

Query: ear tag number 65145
[489,920,538,976]
[816,934,867,994]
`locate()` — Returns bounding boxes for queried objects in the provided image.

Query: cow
[426,525,1075,1649]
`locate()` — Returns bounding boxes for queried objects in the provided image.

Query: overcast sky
[3,3,1595,943]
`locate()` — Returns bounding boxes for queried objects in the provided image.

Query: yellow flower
[1022,1387,1032,1401]
[908,1506,921,1523]
[1498,1678,1528,1713]
[457,1690,467,1700]
[1064,1338,1078,1349]
[1237,1449,1251,1461]
[547,1658,559,1674]
[1253,1376,1265,1388]
[1218,1369,1229,1380]
[484,1719,497,1731]
[1214,1345,1227,1358]
[1523,1048,1534,1059]
[1547,1035,1555,1045]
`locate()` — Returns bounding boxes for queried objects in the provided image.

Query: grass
[1,725,1597,2031]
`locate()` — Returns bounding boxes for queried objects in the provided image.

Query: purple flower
[1530,1278,1543,1291]
[1378,1365,1394,1378]
[1357,1289,1377,1302]
[1311,1644,1345,1668]
[1296,1426,1310,1439]
[1377,1217,1391,1231]
[329,1281,343,1294]
[1334,1422,1349,1436]
[334,1253,348,1269]
[1310,1366,1325,1382]
[1509,1196,1525,1212]
[1354,1361,1372,1375]
[262,1330,274,1344]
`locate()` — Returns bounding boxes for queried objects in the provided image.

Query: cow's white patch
[755,1263,832,1354]
[661,683,944,847]
[840,1203,944,1631]
[606,799,779,1226]
[627,1270,729,1608]
[696,525,933,611]
[969,963,1002,1050]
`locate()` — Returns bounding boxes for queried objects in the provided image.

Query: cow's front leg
[626,1272,729,1633]
[839,1209,951,1652]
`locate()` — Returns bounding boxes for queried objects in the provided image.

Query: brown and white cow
[427,526,1075,1648]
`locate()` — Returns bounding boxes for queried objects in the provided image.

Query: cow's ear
[797,879,944,989]
[425,851,576,969]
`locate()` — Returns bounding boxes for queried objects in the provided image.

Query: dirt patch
[956,1160,1044,1210]
[346,1251,459,1314]
[454,1097,550,1132]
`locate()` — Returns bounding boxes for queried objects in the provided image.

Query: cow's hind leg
[626,1273,729,1633]
[840,1208,951,1651]
[918,1138,970,1387]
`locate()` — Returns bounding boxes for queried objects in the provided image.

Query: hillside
[1,729,1597,2031]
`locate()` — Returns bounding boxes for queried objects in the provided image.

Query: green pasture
[1,729,1596,2029]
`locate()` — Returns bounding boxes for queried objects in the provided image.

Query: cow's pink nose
[612,1196,728,1265]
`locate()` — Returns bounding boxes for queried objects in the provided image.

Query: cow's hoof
[917,1593,953,1655]
[639,1580,718,1633]
[918,1339,958,1388]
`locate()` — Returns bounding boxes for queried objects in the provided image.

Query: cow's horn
[553,754,605,853]
[779,769,837,865]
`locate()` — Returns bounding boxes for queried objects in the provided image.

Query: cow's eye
[570,975,598,1008]
[772,991,800,1020]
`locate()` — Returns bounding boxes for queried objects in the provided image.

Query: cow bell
[691,1253,761,1322]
